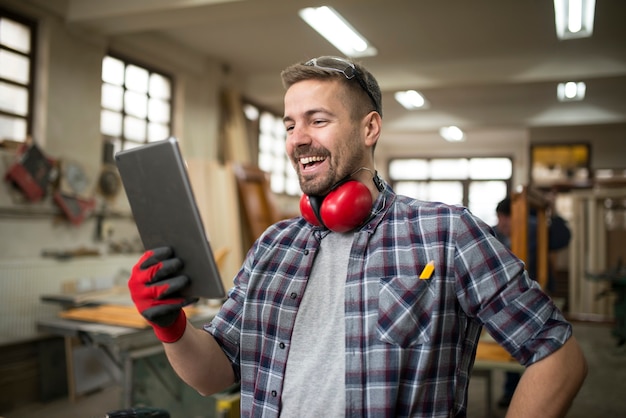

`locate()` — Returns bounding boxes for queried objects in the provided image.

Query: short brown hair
[280,56,382,119]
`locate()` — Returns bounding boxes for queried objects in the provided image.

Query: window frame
[245,99,299,197]
[100,52,175,154]
[387,155,513,225]
[0,7,37,143]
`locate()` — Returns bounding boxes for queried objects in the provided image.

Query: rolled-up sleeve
[452,208,572,366]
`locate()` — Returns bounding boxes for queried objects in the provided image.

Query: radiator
[0,255,138,345]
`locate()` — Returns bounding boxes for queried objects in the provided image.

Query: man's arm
[506,336,587,418]
[127,247,237,396]
[163,322,236,396]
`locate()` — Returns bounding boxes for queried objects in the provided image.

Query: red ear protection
[299,180,372,233]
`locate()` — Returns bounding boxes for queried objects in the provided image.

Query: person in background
[128,56,586,417]
[493,195,572,408]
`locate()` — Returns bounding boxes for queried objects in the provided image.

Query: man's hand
[129,247,197,342]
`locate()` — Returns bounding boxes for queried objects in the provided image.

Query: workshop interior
[1,0,626,417]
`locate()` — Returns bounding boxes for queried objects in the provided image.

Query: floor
[4,321,626,418]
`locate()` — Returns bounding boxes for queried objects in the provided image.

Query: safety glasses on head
[304,56,381,115]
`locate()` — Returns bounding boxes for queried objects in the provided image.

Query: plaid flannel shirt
[206,184,571,417]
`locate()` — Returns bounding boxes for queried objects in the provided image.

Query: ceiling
[26,0,626,146]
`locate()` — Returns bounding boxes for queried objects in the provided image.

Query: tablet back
[115,137,225,299]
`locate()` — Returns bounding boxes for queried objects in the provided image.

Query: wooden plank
[60,305,148,328]
[186,159,244,291]
[510,186,550,289]
[475,341,517,363]
[232,163,282,251]
[59,305,200,329]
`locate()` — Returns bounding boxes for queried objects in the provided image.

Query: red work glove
[129,247,197,343]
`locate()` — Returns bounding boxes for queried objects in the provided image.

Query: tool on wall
[3,140,96,226]
[54,158,96,226]
[97,139,122,201]
[4,142,56,201]
[53,191,96,226]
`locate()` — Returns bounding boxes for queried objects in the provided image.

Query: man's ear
[363,111,382,148]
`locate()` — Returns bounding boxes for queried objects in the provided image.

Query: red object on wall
[4,143,55,201]
[53,192,96,226]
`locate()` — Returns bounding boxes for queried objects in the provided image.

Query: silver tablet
[115,137,225,299]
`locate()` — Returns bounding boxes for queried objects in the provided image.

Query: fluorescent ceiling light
[394,90,428,110]
[439,126,465,142]
[557,81,586,101]
[554,0,596,40]
[299,6,377,58]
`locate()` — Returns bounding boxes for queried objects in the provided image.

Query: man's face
[283,79,370,196]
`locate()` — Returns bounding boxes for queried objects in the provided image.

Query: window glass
[259,111,274,132]
[429,181,464,205]
[258,155,272,173]
[0,114,26,140]
[430,158,469,179]
[259,133,273,154]
[101,55,172,150]
[249,103,298,196]
[389,159,429,180]
[271,174,285,194]
[389,156,512,221]
[469,158,512,179]
[468,180,508,226]
[395,180,463,205]
[124,115,147,142]
[272,134,285,156]
[148,122,169,142]
[122,140,143,151]
[100,109,122,137]
[0,49,29,84]
[101,83,123,111]
[124,90,148,119]
[0,81,28,115]
[148,98,170,123]
[394,181,429,199]
[0,17,30,53]
[149,73,171,99]
[125,65,149,93]
[102,56,124,85]
[255,110,293,195]
[285,175,300,196]
[0,13,34,142]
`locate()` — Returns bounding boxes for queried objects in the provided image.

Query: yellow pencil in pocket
[419,260,435,279]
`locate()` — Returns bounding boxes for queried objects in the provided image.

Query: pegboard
[0,255,138,345]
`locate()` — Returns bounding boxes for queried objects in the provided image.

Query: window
[100,55,172,154]
[388,157,512,226]
[246,103,299,196]
[0,10,35,142]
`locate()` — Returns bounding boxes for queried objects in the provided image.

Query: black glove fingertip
[154,275,190,299]
[140,246,174,269]
[142,305,181,328]
[154,258,184,279]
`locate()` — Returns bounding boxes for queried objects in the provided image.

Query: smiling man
[127,56,587,417]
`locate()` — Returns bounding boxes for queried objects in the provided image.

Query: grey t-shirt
[280,232,353,417]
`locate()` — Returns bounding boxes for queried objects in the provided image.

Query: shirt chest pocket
[376,276,435,347]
